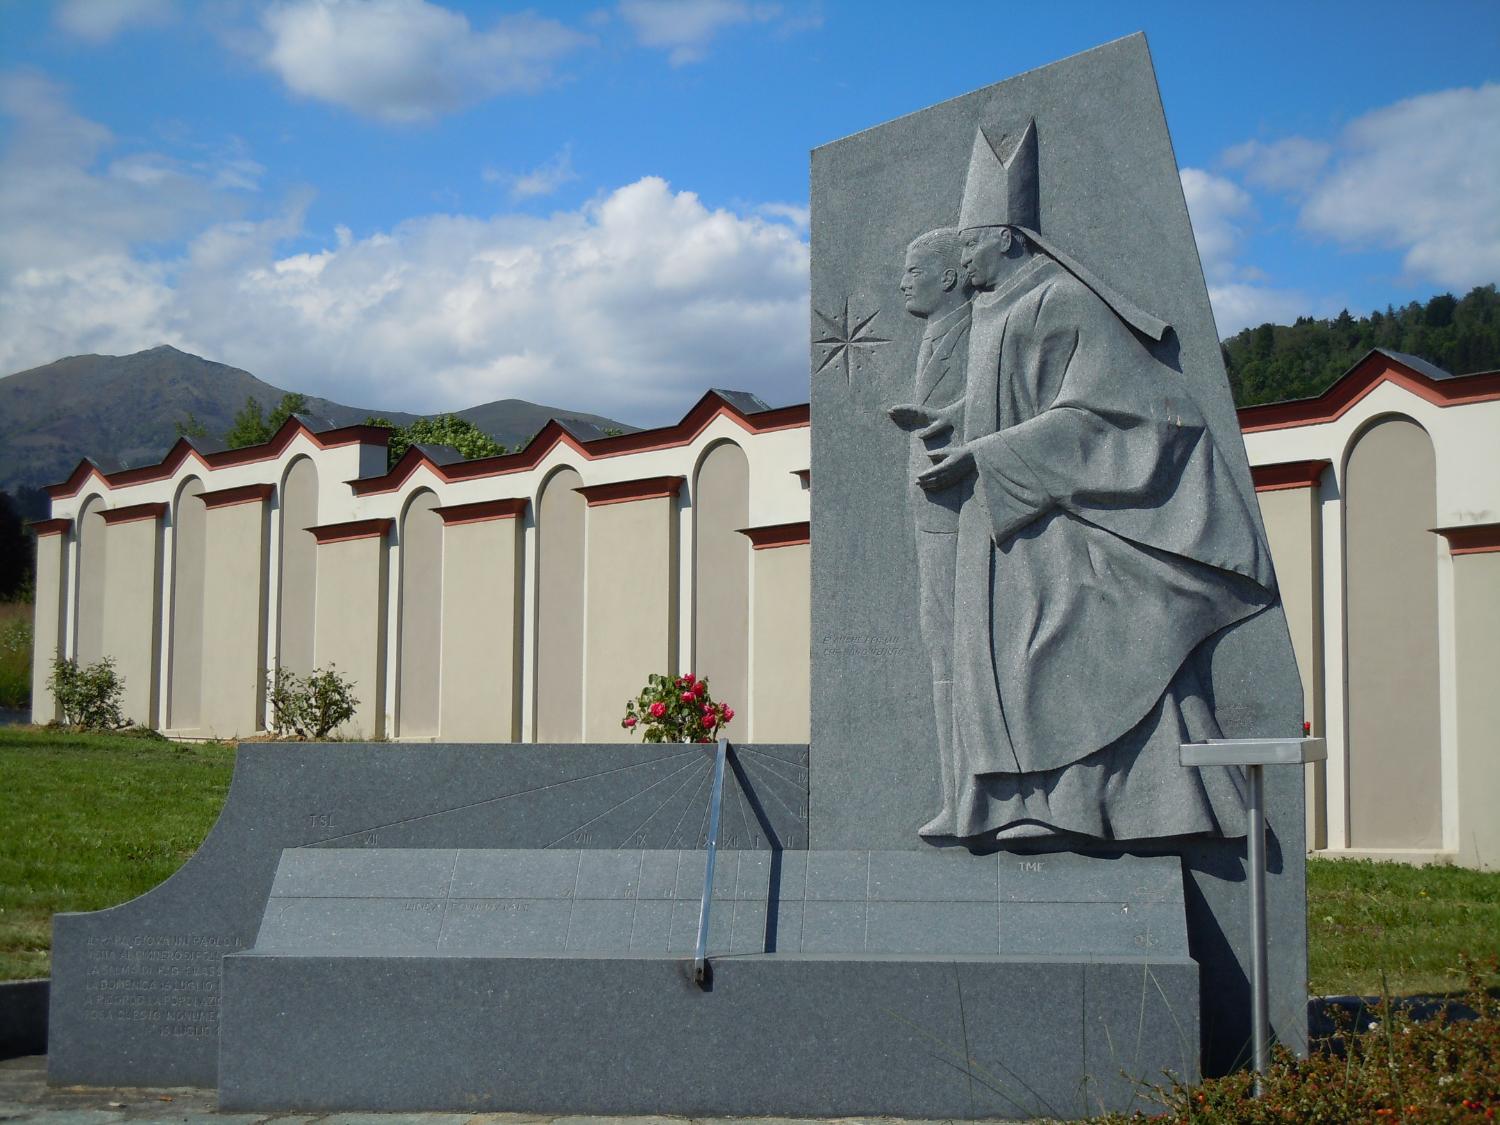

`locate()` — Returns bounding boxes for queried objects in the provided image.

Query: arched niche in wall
[534,466,585,742]
[74,495,108,665]
[167,477,207,731]
[397,489,443,739]
[692,440,750,724]
[1343,414,1442,849]
[277,456,319,677]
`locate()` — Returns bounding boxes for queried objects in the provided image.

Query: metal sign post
[1180,736,1327,1094]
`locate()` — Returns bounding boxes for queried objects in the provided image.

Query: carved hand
[917,443,976,490]
[888,400,963,441]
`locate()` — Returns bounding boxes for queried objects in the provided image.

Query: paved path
[0,1059,1027,1125]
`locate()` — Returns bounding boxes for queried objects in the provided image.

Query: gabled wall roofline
[1237,350,1500,434]
[44,418,390,500]
[348,390,808,497]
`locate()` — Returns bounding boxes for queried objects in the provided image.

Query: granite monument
[47,32,1308,1120]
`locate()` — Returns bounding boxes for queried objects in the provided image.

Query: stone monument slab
[218,845,1198,1117]
[47,743,807,1087]
[809,31,1308,1074]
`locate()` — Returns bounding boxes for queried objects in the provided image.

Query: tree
[1221,284,1500,407]
[362,414,507,470]
[173,413,209,441]
[224,392,310,449]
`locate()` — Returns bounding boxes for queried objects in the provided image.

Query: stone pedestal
[218,847,1198,1119]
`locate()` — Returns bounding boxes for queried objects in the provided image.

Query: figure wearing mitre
[907,120,1279,842]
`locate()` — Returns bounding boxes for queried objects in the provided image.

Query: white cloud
[1179,168,1252,282]
[258,0,590,122]
[170,177,810,419]
[757,201,809,233]
[0,71,246,274]
[1298,84,1500,290]
[1180,167,1312,335]
[0,78,809,422]
[1221,136,1331,194]
[484,144,579,200]
[618,0,798,65]
[54,0,175,42]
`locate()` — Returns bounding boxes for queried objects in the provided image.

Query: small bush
[48,656,126,730]
[1093,957,1500,1123]
[268,665,359,739]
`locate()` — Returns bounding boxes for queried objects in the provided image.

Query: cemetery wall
[1241,349,1500,870]
[32,392,810,745]
[29,350,1499,868]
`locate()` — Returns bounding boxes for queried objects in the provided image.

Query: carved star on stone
[814,300,889,384]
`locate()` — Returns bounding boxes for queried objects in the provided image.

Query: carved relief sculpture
[894,121,1280,843]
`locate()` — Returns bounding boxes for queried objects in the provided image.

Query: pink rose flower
[649,701,667,718]
[680,673,695,686]
[704,712,718,728]
[681,691,695,703]
[722,707,734,723]
[693,680,707,696]
[622,716,637,728]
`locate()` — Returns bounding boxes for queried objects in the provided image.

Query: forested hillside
[1223,284,1500,407]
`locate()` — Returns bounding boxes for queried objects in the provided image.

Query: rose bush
[622,672,734,743]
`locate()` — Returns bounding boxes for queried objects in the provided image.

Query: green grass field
[1,727,1496,992]
[0,601,33,710]
[0,728,236,980]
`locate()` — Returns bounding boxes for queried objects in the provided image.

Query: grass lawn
[1307,855,1500,995]
[1,727,1497,992]
[0,727,235,980]
[0,600,33,710]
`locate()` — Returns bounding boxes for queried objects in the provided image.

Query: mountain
[0,345,638,514]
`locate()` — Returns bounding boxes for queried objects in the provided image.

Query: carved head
[901,227,965,318]
[959,225,1029,289]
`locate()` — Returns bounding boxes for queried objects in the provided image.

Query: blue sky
[1,0,1497,424]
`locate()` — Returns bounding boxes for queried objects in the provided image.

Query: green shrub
[48,656,126,730]
[1092,958,1500,1123]
[0,613,32,709]
[268,665,359,739]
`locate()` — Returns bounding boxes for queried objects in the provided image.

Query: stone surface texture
[46,744,807,1088]
[809,32,1307,1074]
[217,847,1196,1117]
[220,956,1195,1119]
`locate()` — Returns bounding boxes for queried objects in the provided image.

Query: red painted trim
[29,518,73,537]
[199,483,275,509]
[1238,353,1500,434]
[350,394,810,497]
[575,476,685,507]
[1433,523,1500,556]
[738,521,811,550]
[44,418,390,499]
[308,517,393,545]
[434,497,529,525]
[99,502,168,525]
[1251,459,1330,493]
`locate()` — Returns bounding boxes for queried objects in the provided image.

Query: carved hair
[907,226,962,265]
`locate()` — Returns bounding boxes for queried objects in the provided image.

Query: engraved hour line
[736,747,812,782]
[736,744,807,767]
[665,759,716,849]
[728,768,761,850]
[610,756,711,849]
[303,749,701,847]
[537,753,706,850]
[435,849,461,949]
[561,851,585,952]
[734,750,809,793]
[728,758,806,823]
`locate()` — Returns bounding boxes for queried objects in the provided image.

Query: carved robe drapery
[934,256,1278,841]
